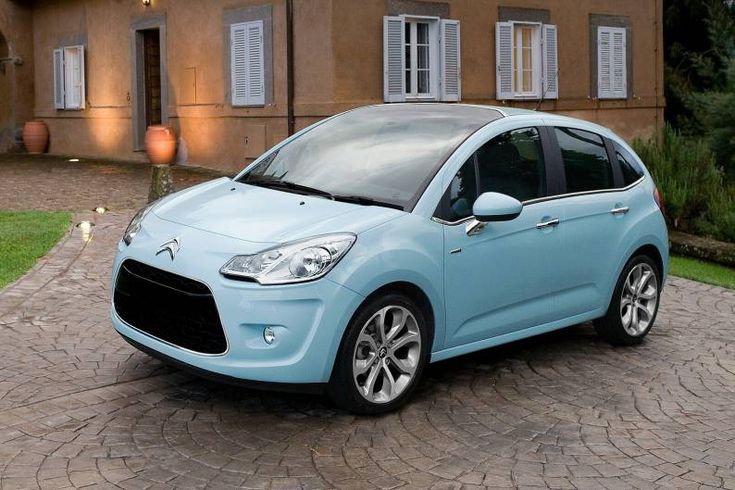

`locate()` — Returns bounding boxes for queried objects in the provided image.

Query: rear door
[547,126,633,317]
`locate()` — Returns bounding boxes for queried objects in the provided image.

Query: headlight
[220,233,356,284]
[122,202,155,245]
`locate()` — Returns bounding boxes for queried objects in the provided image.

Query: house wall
[0,1,34,152]
[28,0,663,171]
[329,0,664,141]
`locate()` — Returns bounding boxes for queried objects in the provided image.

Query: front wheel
[594,255,661,345]
[328,294,429,414]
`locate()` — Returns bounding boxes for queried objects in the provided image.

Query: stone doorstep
[669,230,735,268]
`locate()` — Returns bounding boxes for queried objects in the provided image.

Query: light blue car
[111,104,668,413]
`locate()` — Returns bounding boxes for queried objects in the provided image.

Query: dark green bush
[632,125,734,243]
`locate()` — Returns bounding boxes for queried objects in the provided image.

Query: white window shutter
[440,19,461,102]
[598,26,627,99]
[542,24,558,99]
[383,16,405,102]
[53,48,65,109]
[63,45,85,109]
[611,28,627,98]
[231,22,248,106]
[495,22,513,100]
[246,20,265,105]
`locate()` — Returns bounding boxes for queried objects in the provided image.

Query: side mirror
[472,192,523,222]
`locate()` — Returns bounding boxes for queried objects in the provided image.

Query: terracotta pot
[22,120,49,154]
[144,125,177,165]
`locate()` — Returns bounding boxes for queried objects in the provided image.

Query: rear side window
[476,128,547,202]
[614,142,645,186]
[555,127,614,193]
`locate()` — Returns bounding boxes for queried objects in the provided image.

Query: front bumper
[111,213,365,385]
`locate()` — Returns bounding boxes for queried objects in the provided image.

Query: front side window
[238,105,501,210]
[442,157,478,222]
[614,142,644,186]
[477,127,546,202]
[555,127,614,193]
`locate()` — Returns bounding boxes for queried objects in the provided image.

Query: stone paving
[1,155,735,489]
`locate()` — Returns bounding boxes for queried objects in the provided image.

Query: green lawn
[0,211,71,289]
[670,255,735,290]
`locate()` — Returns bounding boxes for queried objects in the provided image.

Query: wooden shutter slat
[231,23,248,106]
[440,19,461,101]
[542,24,558,99]
[53,48,64,109]
[246,21,265,105]
[383,16,405,102]
[495,22,513,100]
[598,26,626,99]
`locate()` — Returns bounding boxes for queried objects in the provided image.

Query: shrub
[632,124,734,243]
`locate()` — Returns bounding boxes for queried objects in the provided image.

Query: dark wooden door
[143,29,161,127]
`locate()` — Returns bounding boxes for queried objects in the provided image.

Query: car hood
[152,177,404,244]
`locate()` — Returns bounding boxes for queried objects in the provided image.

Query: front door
[441,127,566,348]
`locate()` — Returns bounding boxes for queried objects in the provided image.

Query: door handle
[536,218,560,229]
[611,206,630,215]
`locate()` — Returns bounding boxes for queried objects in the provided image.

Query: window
[383,16,460,102]
[405,21,431,96]
[53,45,85,110]
[230,20,265,106]
[496,22,557,100]
[477,128,546,202]
[435,127,546,222]
[442,157,478,222]
[614,142,644,186]
[555,127,614,193]
[597,26,627,99]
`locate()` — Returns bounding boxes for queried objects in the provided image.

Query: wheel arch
[632,243,665,280]
[359,281,436,352]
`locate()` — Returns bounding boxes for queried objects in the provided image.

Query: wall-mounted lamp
[142,0,150,5]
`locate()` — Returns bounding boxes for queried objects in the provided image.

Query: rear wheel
[328,294,429,414]
[594,255,661,345]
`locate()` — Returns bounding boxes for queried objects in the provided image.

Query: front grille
[114,259,227,355]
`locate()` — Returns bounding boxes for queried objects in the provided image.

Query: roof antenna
[533,70,558,111]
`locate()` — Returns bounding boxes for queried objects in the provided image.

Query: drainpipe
[286,0,295,136]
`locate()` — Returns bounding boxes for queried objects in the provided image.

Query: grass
[0,211,71,289]
[669,255,735,290]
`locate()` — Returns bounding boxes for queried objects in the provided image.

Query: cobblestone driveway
[1,156,735,489]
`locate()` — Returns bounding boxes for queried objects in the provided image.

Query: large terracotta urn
[144,125,177,165]
[22,121,49,154]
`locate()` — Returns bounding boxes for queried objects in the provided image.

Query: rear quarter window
[614,142,645,186]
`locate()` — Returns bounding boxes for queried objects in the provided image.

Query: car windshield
[237,105,502,210]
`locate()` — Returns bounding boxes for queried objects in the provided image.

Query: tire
[327,293,429,414]
[594,254,662,346]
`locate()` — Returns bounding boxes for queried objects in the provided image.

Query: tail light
[653,186,664,213]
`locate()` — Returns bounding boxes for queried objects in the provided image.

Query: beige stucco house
[0,0,664,172]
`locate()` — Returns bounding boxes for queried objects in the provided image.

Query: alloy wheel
[620,263,658,336]
[352,305,422,404]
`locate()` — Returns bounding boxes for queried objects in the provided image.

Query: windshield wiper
[331,194,404,211]
[245,178,333,198]
[245,178,404,211]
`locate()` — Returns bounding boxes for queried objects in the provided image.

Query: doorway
[132,22,167,150]
[142,29,161,128]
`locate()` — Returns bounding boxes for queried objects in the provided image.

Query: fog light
[263,327,275,344]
